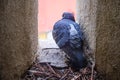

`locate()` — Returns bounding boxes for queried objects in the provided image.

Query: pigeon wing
[52,22,69,48]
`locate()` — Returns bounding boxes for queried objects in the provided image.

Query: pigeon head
[62,12,75,21]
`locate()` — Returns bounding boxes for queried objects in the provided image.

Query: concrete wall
[96,0,120,79]
[0,0,38,80]
[76,0,97,68]
[76,0,120,79]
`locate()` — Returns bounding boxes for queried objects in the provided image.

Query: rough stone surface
[76,0,97,51]
[0,0,38,80]
[77,0,120,79]
[76,0,97,69]
[96,0,120,79]
[37,48,67,68]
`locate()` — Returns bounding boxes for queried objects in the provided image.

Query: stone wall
[76,0,120,79]
[96,0,120,79]
[0,0,38,80]
[76,0,97,51]
[76,0,97,71]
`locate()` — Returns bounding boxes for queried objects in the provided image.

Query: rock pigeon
[52,12,88,71]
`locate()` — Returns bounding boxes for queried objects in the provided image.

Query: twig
[71,74,81,80]
[44,75,54,80]
[46,63,61,78]
[91,61,95,80]
[60,70,70,80]
[82,76,86,80]
[28,70,50,76]
[34,63,45,71]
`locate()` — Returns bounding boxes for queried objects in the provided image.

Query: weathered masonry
[0,0,38,80]
[77,0,120,79]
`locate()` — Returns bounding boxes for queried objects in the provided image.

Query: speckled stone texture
[77,0,120,79]
[76,0,97,51]
[96,0,120,79]
[76,0,97,65]
[0,0,38,80]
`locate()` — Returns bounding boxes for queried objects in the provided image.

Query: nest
[21,60,104,80]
